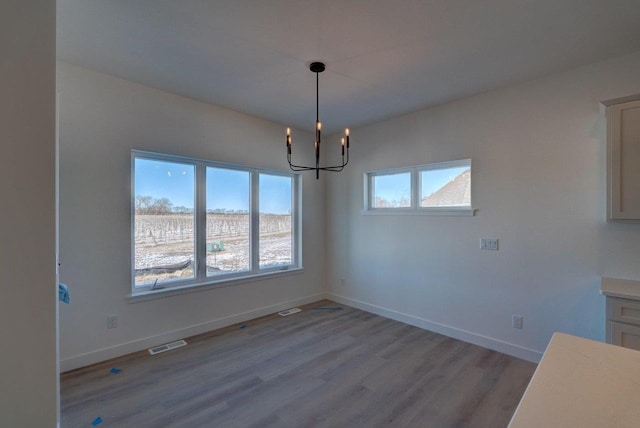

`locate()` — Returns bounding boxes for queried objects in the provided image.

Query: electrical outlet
[340,278,345,287]
[480,238,499,250]
[512,315,523,329]
[107,315,118,329]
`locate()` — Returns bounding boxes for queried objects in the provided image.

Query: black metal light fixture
[286,61,350,179]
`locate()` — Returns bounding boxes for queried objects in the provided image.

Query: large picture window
[132,151,300,293]
[364,159,472,215]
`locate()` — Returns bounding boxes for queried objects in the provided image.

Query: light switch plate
[480,238,499,250]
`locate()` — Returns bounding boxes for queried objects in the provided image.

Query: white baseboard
[61,293,328,372]
[328,293,542,363]
[62,292,541,372]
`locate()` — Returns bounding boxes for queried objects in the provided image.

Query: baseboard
[61,292,328,372]
[328,293,543,363]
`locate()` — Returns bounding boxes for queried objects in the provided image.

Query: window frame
[131,150,301,297]
[363,158,473,216]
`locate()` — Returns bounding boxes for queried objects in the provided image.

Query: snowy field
[134,214,292,285]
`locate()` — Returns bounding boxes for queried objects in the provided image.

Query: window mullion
[293,176,300,267]
[412,167,418,208]
[196,161,207,280]
[251,171,260,273]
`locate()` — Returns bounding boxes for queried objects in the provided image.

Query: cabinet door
[608,297,640,324]
[610,321,640,351]
[608,99,640,221]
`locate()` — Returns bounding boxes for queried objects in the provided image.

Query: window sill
[362,208,476,216]
[128,267,304,303]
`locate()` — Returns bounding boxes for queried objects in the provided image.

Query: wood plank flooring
[60,300,536,427]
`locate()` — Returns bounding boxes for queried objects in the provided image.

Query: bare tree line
[135,213,291,246]
[135,195,192,215]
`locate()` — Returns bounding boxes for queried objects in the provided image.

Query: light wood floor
[61,300,536,427]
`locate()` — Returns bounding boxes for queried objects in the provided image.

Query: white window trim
[127,267,304,303]
[363,159,474,216]
[131,150,302,298]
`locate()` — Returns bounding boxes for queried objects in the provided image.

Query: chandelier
[286,62,350,179]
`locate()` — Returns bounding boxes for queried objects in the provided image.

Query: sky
[135,158,292,214]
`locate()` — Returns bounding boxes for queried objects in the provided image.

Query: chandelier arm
[288,152,318,171]
[320,148,349,170]
[288,162,317,171]
[290,159,347,171]
[289,166,316,172]
[320,162,347,171]
[289,165,316,172]
[320,157,347,171]
[288,163,316,172]
[295,147,349,171]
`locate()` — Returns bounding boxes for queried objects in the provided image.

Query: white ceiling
[57,0,640,134]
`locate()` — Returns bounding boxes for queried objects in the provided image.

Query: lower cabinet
[606,297,640,351]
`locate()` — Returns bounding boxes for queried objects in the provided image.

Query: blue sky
[207,167,249,211]
[135,158,195,208]
[135,158,292,213]
[374,172,411,204]
[259,174,291,214]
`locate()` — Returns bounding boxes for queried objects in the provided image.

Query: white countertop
[509,332,640,428]
[601,277,640,300]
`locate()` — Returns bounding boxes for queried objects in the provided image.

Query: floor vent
[278,307,302,316]
[148,339,187,355]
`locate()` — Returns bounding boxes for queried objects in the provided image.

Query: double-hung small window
[132,151,300,293]
[364,159,473,215]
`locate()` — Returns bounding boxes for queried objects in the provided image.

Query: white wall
[0,1,58,426]
[57,62,326,371]
[326,51,640,362]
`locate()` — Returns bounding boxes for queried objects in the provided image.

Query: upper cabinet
[606,97,640,222]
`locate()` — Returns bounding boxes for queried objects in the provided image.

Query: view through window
[365,159,472,213]
[206,167,250,276]
[259,173,293,268]
[420,165,470,207]
[134,158,196,286]
[133,152,298,291]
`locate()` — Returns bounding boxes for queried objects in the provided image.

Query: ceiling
[57,0,640,134]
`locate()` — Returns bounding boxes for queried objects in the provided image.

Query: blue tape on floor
[312,306,344,311]
[240,324,247,329]
[92,416,103,426]
[110,367,121,374]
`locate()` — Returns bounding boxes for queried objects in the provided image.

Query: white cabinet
[609,320,640,351]
[606,297,640,351]
[606,98,640,221]
[601,277,640,351]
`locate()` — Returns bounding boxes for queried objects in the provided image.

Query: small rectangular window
[364,159,472,215]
